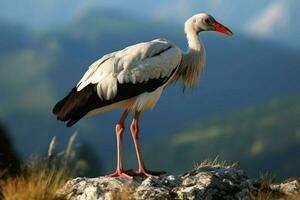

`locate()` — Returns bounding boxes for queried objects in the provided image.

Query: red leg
[107,110,133,178]
[130,112,166,178]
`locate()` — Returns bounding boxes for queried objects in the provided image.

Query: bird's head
[185,13,233,36]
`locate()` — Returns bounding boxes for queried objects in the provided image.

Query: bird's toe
[134,169,166,178]
[106,169,135,179]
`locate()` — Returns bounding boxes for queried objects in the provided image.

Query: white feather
[131,86,164,111]
[76,38,182,100]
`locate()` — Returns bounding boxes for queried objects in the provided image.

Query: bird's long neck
[175,26,206,90]
[187,31,202,51]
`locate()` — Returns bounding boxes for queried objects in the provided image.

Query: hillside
[139,94,300,180]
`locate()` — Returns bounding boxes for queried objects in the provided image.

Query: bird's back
[77,38,181,92]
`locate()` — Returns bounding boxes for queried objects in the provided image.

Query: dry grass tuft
[193,156,238,169]
[0,159,71,200]
[250,182,275,200]
[0,133,79,200]
[249,173,290,200]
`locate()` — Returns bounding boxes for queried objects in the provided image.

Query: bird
[53,13,233,178]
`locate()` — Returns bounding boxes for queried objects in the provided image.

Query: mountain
[138,94,300,180]
[1,1,299,48]
[0,10,300,175]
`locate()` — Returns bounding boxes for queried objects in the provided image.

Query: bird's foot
[106,169,135,179]
[134,168,166,178]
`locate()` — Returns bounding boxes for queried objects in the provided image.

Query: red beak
[212,22,233,36]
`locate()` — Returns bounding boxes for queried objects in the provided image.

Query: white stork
[53,13,233,178]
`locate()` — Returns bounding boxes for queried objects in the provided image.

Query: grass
[0,133,78,200]
[249,174,300,200]
[0,159,70,200]
[193,156,238,169]
[250,174,282,200]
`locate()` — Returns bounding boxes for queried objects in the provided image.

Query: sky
[0,0,299,48]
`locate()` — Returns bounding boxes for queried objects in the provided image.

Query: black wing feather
[53,72,174,127]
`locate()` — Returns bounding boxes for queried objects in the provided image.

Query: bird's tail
[52,85,96,127]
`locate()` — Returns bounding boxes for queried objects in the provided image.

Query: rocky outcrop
[57,165,300,200]
[271,178,300,197]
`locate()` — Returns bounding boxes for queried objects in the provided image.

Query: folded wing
[53,39,182,127]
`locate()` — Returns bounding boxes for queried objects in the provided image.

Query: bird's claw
[106,169,135,179]
[106,169,166,179]
[134,169,166,178]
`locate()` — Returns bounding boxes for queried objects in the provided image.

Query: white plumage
[77,39,181,102]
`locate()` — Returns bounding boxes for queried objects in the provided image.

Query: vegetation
[250,175,300,200]
[0,133,79,200]
[195,157,238,168]
[0,160,70,200]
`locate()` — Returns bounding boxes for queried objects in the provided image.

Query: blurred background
[0,0,299,180]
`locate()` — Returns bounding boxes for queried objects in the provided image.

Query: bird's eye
[205,18,211,25]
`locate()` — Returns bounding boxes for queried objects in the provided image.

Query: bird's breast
[130,86,164,112]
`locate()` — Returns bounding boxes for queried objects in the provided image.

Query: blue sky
[0,0,299,48]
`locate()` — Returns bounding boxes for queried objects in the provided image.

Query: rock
[57,165,300,200]
[270,178,300,196]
